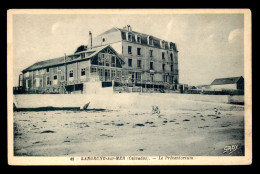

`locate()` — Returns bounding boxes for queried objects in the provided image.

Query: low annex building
[19,25,180,94]
[21,45,124,94]
[210,76,244,90]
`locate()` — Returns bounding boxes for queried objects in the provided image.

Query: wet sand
[13,96,244,156]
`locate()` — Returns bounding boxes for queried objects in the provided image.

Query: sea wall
[13,93,233,111]
[228,95,244,105]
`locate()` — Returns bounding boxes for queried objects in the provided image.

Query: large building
[18,25,179,94]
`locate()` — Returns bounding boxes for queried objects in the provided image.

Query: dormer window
[150,39,154,46]
[160,40,166,49]
[137,36,141,43]
[80,53,85,58]
[147,36,154,46]
[128,34,132,42]
[162,41,166,49]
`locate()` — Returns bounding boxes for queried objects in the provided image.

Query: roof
[23,45,122,72]
[96,27,119,37]
[23,57,66,72]
[210,76,243,85]
[97,27,178,52]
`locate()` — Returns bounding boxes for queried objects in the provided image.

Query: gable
[90,45,124,68]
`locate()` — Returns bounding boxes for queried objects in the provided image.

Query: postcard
[7,9,252,165]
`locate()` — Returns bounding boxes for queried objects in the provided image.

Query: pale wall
[211,84,237,90]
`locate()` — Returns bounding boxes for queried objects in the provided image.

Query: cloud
[51,21,63,34]
[228,28,243,44]
[205,34,215,42]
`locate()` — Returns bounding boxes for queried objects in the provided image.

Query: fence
[187,89,244,95]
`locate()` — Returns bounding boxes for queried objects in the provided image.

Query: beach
[13,93,244,156]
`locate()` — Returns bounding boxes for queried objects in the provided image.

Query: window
[150,62,154,70]
[136,72,141,80]
[111,70,116,80]
[91,67,97,73]
[163,75,168,82]
[105,55,110,66]
[61,76,64,81]
[149,38,153,46]
[149,50,153,57]
[162,52,165,59]
[137,48,141,55]
[128,59,132,67]
[102,38,105,42]
[137,36,141,43]
[105,69,110,81]
[99,68,104,77]
[137,60,142,68]
[170,53,173,61]
[128,46,132,54]
[46,77,50,85]
[171,65,173,72]
[69,70,73,77]
[98,54,105,66]
[170,76,174,84]
[128,71,134,81]
[53,75,57,80]
[162,64,165,71]
[46,68,49,73]
[150,74,154,81]
[80,53,85,58]
[111,56,116,67]
[81,68,86,76]
[116,70,121,79]
[128,34,132,41]
[162,41,165,48]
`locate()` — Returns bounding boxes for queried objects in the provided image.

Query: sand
[13,94,244,156]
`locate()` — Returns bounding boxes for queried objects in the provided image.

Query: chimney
[88,31,92,49]
[123,25,132,31]
[127,25,132,31]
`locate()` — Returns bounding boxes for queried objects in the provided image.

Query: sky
[12,13,244,86]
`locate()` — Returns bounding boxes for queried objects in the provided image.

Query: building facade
[19,26,179,94]
[91,25,179,90]
[20,45,124,94]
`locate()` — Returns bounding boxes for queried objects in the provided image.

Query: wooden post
[76,61,78,82]
[64,53,67,84]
